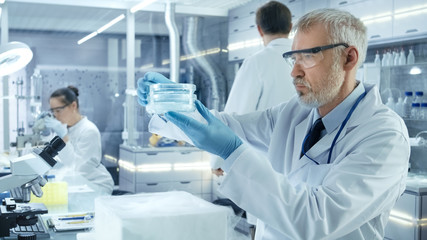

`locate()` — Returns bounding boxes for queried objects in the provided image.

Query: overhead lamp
[0,42,33,77]
[78,14,125,45]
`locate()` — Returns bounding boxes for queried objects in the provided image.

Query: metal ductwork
[165,2,180,83]
[182,16,226,110]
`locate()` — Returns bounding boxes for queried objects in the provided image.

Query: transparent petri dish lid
[146,83,197,114]
[149,83,196,95]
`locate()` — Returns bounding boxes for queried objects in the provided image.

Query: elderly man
[137,8,410,240]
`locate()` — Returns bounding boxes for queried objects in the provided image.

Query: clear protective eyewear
[282,43,349,69]
[49,103,70,114]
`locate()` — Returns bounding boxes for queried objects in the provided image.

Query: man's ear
[344,47,359,71]
[257,25,264,37]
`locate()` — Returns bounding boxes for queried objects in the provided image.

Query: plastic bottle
[387,51,393,66]
[393,49,399,66]
[395,97,404,117]
[411,103,420,119]
[403,91,413,118]
[385,97,396,111]
[414,91,424,105]
[421,103,427,120]
[407,48,415,64]
[399,48,406,65]
[381,50,388,67]
[374,51,381,67]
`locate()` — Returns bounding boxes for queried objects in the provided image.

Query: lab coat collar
[267,38,292,48]
[293,82,374,166]
[320,81,365,134]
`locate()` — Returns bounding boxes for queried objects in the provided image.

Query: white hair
[293,8,367,68]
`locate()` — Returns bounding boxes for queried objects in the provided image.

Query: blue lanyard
[301,91,367,165]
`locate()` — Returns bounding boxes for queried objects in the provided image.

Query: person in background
[212,1,295,235]
[212,0,295,175]
[138,8,410,240]
[44,86,114,195]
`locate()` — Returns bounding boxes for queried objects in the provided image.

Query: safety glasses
[49,103,70,114]
[282,43,349,69]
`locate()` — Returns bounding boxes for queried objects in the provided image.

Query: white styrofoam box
[94,191,230,240]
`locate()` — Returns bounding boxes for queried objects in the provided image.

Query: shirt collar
[313,81,365,134]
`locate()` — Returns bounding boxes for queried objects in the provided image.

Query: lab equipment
[374,51,381,67]
[0,198,49,238]
[421,103,427,120]
[165,100,242,160]
[0,136,66,202]
[0,137,65,238]
[146,83,197,114]
[393,49,399,66]
[403,91,413,118]
[414,91,424,105]
[381,51,387,67]
[385,96,396,111]
[137,72,174,106]
[395,97,404,117]
[93,191,231,240]
[10,111,52,156]
[44,117,67,138]
[407,48,415,64]
[399,49,406,65]
[411,103,421,120]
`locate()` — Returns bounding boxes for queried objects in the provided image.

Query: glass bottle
[399,48,406,65]
[403,91,413,118]
[411,103,420,120]
[374,51,381,67]
[421,103,427,120]
[395,97,404,117]
[407,48,415,64]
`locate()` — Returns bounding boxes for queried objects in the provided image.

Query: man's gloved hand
[137,72,174,106]
[165,100,243,160]
[44,117,67,138]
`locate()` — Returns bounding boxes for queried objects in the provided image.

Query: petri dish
[146,83,196,114]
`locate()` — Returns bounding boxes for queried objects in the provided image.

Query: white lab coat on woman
[148,83,410,239]
[224,38,295,114]
[57,116,114,195]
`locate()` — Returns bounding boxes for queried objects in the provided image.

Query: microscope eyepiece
[42,136,65,157]
[34,136,66,167]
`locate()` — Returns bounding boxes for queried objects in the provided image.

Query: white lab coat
[218,38,295,225]
[148,83,410,239]
[57,116,114,195]
[224,38,295,114]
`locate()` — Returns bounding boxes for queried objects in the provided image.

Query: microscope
[10,112,52,157]
[0,136,65,238]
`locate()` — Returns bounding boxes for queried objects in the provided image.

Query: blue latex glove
[165,100,243,159]
[44,117,67,138]
[137,72,174,106]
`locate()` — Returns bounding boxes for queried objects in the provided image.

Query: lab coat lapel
[291,117,312,172]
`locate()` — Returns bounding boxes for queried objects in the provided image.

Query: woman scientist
[44,86,114,195]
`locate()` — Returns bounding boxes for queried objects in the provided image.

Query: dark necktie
[301,118,325,158]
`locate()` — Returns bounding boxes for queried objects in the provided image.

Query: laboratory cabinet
[384,176,427,240]
[370,56,427,239]
[118,145,213,201]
